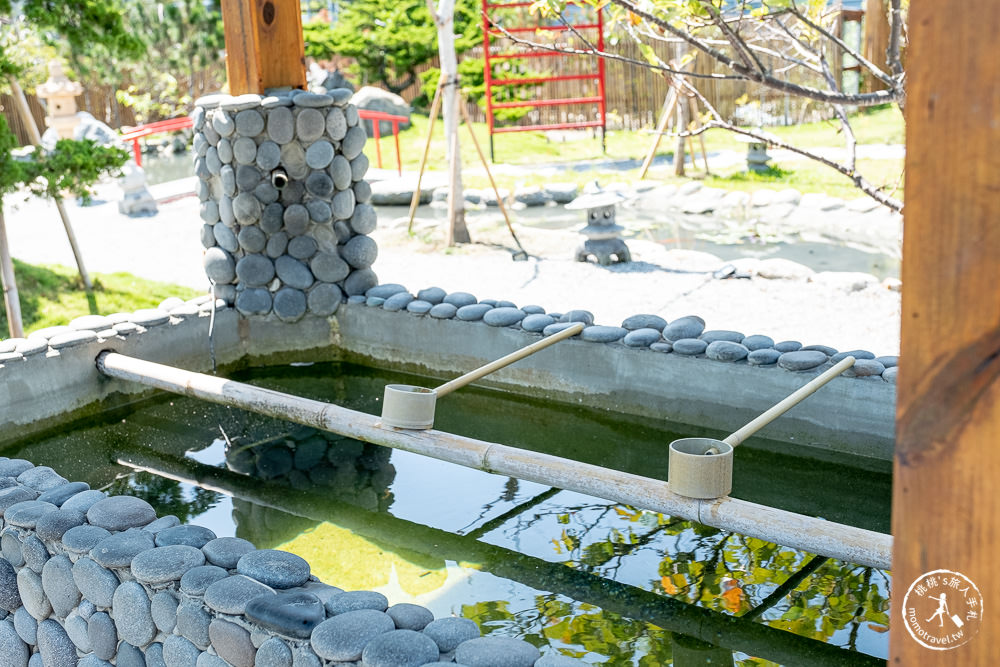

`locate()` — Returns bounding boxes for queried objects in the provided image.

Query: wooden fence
[1,84,136,147]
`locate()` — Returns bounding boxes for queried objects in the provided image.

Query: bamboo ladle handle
[722,355,856,448]
[435,322,585,397]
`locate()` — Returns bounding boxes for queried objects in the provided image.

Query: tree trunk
[674,96,688,177]
[0,207,24,338]
[431,0,470,245]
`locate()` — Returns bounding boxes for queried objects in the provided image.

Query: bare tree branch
[888,0,904,79]
[699,0,768,76]
[818,54,856,173]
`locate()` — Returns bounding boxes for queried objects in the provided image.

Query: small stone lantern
[35,60,83,139]
[735,130,779,173]
[567,190,631,265]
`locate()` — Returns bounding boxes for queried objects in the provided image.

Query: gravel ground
[2,177,901,355]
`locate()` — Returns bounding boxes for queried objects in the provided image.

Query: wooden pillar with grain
[220,0,307,95]
[892,0,1000,663]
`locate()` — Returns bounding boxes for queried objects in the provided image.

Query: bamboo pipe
[95,351,892,569]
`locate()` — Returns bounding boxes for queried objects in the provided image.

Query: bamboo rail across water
[95,351,892,569]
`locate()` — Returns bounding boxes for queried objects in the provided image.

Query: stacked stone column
[193,90,378,321]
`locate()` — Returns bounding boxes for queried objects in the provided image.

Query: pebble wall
[0,458,579,667]
[194,90,378,320]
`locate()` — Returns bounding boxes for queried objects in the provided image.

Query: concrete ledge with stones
[0,459,573,667]
[194,90,378,322]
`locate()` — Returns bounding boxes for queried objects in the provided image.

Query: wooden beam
[892,0,1000,662]
[862,0,889,91]
[220,0,306,95]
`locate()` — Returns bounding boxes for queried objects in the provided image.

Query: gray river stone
[542,322,582,337]
[382,292,414,312]
[268,107,294,144]
[455,636,541,667]
[342,125,367,159]
[623,328,662,348]
[288,235,318,260]
[773,340,802,353]
[422,617,480,653]
[351,153,369,181]
[328,155,351,189]
[209,620,256,667]
[325,590,388,615]
[274,288,307,322]
[1,532,23,567]
[483,307,526,327]
[0,486,38,514]
[47,330,97,349]
[164,634,201,667]
[234,192,262,224]
[13,608,34,644]
[748,348,781,366]
[0,620,28,667]
[41,555,80,618]
[238,226,267,253]
[310,609,394,662]
[132,545,206,584]
[882,366,898,384]
[325,107,347,140]
[283,204,310,235]
[281,143,308,181]
[672,339,708,356]
[64,611,90,651]
[875,355,898,368]
[801,344,837,356]
[275,256,314,290]
[700,330,745,344]
[87,495,156,531]
[581,325,627,343]
[297,109,326,142]
[6,499,58,527]
[90,528,156,568]
[202,537,256,569]
[350,203,377,234]
[72,557,120,608]
[706,341,749,362]
[206,147,222,175]
[62,524,111,555]
[245,591,325,639]
[236,287,272,316]
[262,202,285,233]
[257,140,282,172]
[621,314,667,331]
[37,481,89,507]
[429,303,458,319]
[443,291,477,308]
[212,111,235,137]
[233,136,257,164]
[832,349,876,363]
[13,338,48,356]
[305,171,334,199]
[151,591,179,633]
[214,223,239,252]
[778,350,829,371]
[0,560,20,612]
[309,252,350,283]
[180,566,228,597]
[741,334,775,351]
[329,88,353,106]
[117,641,145,667]
[307,283,343,316]
[343,268,379,296]
[203,247,236,284]
[155,525,218,549]
[37,619,76,667]
[205,574,276,615]
[405,299,432,315]
[235,109,265,135]
[88,611,117,660]
[844,359,886,377]
[255,180,279,204]
[456,303,493,321]
[306,200,332,224]
[0,459,33,476]
[332,188,355,219]
[341,235,378,269]
[22,535,49,572]
[266,231,289,258]
[520,313,554,332]
[113,580,156,646]
[237,549,310,590]
[17,568,51,619]
[362,629,440,667]
[387,603,434,631]
[255,636,292,667]
[416,287,446,305]
[559,309,594,325]
[663,316,706,341]
[522,305,545,314]
[176,598,212,648]
[17,466,66,492]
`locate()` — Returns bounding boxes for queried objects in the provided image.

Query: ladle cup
[668,355,856,499]
[380,322,585,429]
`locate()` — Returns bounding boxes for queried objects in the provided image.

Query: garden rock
[778,351,829,371]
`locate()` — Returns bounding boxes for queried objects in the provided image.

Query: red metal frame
[357,109,408,175]
[120,117,194,167]
[481,0,606,156]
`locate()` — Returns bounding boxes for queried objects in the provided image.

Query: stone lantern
[35,60,83,139]
[567,189,631,265]
[735,130,779,173]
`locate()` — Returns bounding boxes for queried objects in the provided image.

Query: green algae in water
[2,361,891,665]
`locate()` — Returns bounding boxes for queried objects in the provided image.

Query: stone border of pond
[0,459,561,667]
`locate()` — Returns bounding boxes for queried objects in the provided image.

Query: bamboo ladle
[380,322,585,430]
[668,355,856,499]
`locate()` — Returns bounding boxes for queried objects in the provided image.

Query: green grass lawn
[364,105,905,199]
[1,261,200,336]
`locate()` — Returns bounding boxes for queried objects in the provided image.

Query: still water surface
[3,362,891,665]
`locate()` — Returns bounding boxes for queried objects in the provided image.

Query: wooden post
[892,1,1000,663]
[862,0,889,91]
[220,0,307,94]
[0,208,24,338]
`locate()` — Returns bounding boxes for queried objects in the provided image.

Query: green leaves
[12,139,129,202]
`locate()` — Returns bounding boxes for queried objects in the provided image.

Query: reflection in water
[3,362,891,665]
